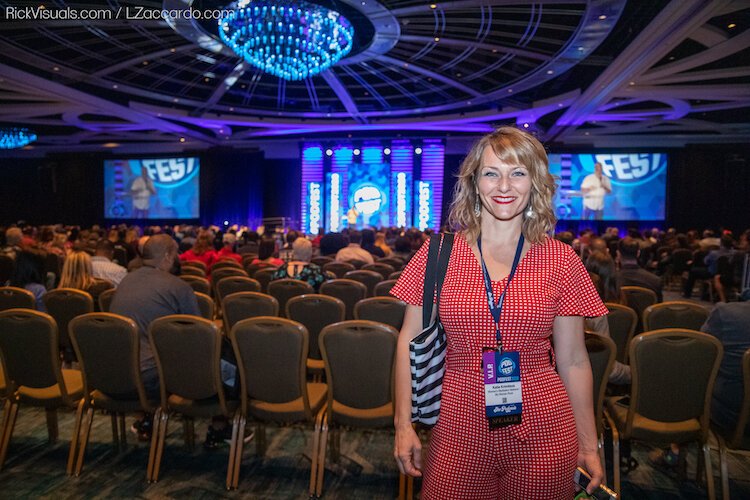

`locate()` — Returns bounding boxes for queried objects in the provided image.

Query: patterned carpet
[1,405,748,499]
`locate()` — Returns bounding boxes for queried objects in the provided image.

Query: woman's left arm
[552,315,602,494]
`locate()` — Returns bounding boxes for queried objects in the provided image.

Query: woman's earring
[525,205,536,219]
[474,196,481,217]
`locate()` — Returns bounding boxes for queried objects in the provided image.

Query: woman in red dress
[391,127,607,499]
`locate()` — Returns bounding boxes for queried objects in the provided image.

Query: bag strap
[422,233,455,329]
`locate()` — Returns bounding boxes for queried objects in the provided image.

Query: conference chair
[215,276,261,302]
[43,288,95,364]
[286,294,345,379]
[68,313,156,476]
[605,329,722,497]
[98,288,116,313]
[374,279,398,297]
[179,275,211,296]
[0,286,35,311]
[311,256,334,267]
[714,348,750,500]
[604,303,638,364]
[243,262,276,279]
[0,309,83,470]
[322,262,355,279]
[212,268,249,291]
[179,266,207,278]
[147,315,239,487]
[267,279,314,318]
[194,292,214,320]
[253,268,278,293]
[320,279,367,320]
[377,257,404,271]
[621,286,659,333]
[388,271,402,281]
[348,260,367,269]
[222,292,279,334]
[212,259,243,272]
[343,270,382,297]
[181,260,207,272]
[227,317,327,491]
[0,256,14,285]
[643,301,709,332]
[316,320,400,497]
[362,263,396,281]
[584,332,616,487]
[354,297,407,331]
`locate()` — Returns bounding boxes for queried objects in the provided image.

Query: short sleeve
[390,239,431,306]
[557,246,608,318]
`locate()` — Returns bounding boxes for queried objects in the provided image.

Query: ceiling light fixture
[0,128,37,149]
[219,0,355,81]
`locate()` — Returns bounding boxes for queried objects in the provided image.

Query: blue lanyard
[477,233,525,352]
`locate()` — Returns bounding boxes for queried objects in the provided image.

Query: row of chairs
[0,310,406,496]
[587,328,750,500]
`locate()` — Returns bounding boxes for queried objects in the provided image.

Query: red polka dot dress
[391,233,607,500]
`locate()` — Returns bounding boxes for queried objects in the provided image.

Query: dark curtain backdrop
[0,144,747,234]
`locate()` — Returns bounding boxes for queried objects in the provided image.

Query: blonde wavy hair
[448,126,557,244]
[59,251,97,290]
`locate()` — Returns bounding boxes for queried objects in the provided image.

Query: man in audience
[215,232,242,264]
[1,227,24,259]
[335,230,374,265]
[617,236,663,302]
[684,234,736,299]
[91,239,128,287]
[110,234,200,440]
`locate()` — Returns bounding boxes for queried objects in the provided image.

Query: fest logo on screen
[595,153,665,186]
[142,157,198,187]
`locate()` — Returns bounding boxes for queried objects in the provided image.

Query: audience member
[684,234,736,299]
[361,228,385,258]
[215,233,243,264]
[617,236,663,302]
[59,251,114,309]
[250,237,284,267]
[335,230,374,265]
[9,249,47,311]
[319,232,347,257]
[91,239,128,287]
[271,237,326,291]
[180,232,217,271]
[2,227,24,259]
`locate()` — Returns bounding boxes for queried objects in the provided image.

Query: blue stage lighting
[0,128,37,149]
[219,0,355,81]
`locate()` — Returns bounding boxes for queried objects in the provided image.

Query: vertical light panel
[301,144,324,234]
[330,147,353,232]
[390,140,413,227]
[362,145,383,165]
[420,139,444,231]
[328,173,341,232]
[415,180,433,231]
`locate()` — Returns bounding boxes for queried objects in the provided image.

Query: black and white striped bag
[409,233,454,426]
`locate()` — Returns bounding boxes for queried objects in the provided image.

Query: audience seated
[59,251,114,308]
[9,249,47,310]
[180,232,218,271]
[91,239,127,287]
[617,236,663,302]
[335,230,374,265]
[271,237,326,292]
[250,237,284,267]
[215,232,243,264]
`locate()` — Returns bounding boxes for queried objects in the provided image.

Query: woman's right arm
[394,303,432,477]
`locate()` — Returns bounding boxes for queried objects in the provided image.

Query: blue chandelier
[0,128,37,149]
[219,0,354,81]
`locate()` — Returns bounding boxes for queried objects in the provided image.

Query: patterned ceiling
[0,0,748,155]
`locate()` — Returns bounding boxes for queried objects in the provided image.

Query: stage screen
[103,157,200,219]
[548,153,666,220]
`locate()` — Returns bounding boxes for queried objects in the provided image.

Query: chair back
[621,286,658,332]
[286,294,345,361]
[98,288,116,312]
[605,302,638,364]
[319,320,397,426]
[212,259,243,272]
[727,348,750,449]
[149,315,225,405]
[180,266,206,278]
[628,329,722,439]
[215,276,261,301]
[388,271,402,281]
[0,309,67,395]
[343,270,382,297]
[584,333,616,435]
[362,263,395,281]
[230,317,309,417]
[377,257,404,271]
[222,292,279,332]
[181,260,207,272]
[267,279,314,317]
[643,301,709,332]
[212,268,249,286]
[0,286,35,311]
[194,292,214,320]
[354,297,406,330]
[43,288,94,353]
[374,279,398,297]
[311,256,334,267]
[253,268,278,293]
[179,275,211,295]
[322,262,355,279]
[69,313,150,409]
[243,261,274,278]
[320,279,367,320]
[0,255,14,284]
